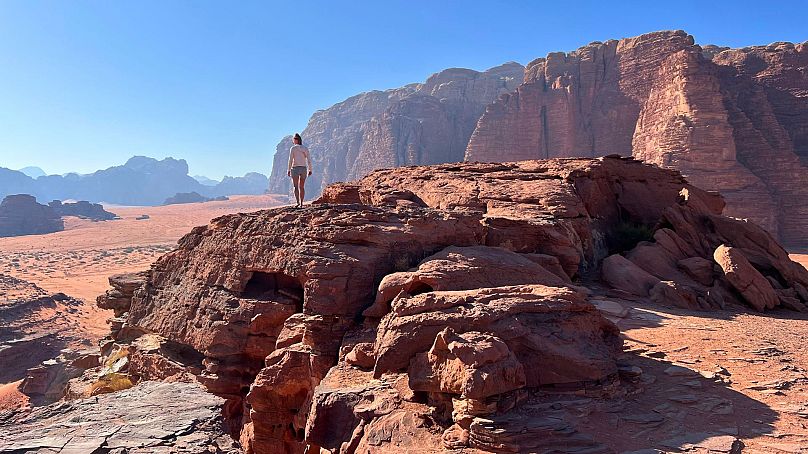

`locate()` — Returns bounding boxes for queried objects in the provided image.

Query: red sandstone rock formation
[85,157,808,453]
[600,187,808,312]
[267,63,524,198]
[466,31,808,246]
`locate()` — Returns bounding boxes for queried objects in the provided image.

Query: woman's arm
[306,150,313,174]
[287,147,294,175]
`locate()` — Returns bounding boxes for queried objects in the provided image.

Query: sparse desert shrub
[394,255,412,272]
[88,373,134,396]
[608,222,656,254]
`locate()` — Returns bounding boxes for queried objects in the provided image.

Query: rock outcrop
[163,191,229,205]
[267,63,524,198]
[465,31,808,246]
[97,272,149,318]
[0,194,63,237]
[86,156,808,453]
[48,199,117,220]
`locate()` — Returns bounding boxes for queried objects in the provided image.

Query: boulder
[678,256,716,286]
[601,254,660,296]
[650,281,705,310]
[408,328,526,399]
[96,271,148,317]
[714,245,779,311]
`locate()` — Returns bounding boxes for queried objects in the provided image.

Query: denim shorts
[291,166,308,177]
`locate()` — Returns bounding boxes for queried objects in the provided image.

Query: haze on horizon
[0,0,806,179]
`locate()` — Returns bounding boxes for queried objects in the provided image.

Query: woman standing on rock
[287,133,312,208]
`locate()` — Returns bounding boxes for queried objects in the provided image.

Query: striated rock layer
[465,31,808,246]
[95,157,808,453]
[267,63,524,198]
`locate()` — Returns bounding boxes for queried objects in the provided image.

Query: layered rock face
[86,156,808,453]
[267,63,524,198]
[0,194,63,237]
[466,31,808,246]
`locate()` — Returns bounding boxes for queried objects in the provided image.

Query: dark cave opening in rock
[243,271,304,310]
[407,281,434,297]
[605,221,657,255]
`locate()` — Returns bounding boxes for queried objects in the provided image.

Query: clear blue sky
[0,1,805,179]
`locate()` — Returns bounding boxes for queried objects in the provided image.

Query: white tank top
[289,145,310,167]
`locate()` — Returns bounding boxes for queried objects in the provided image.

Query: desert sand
[790,253,808,270]
[606,296,808,451]
[0,194,286,339]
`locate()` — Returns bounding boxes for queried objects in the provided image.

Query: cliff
[465,31,808,246]
[267,63,525,198]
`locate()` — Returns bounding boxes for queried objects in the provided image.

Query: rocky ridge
[71,157,808,453]
[48,199,118,221]
[465,31,808,246]
[267,63,525,198]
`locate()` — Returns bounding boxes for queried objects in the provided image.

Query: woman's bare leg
[298,174,307,205]
[292,175,301,206]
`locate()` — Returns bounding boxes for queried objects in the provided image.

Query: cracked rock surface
[0,381,241,453]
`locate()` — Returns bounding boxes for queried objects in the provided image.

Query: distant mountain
[18,166,46,178]
[0,156,270,206]
[193,175,219,186]
[213,172,269,196]
[0,168,37,197]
